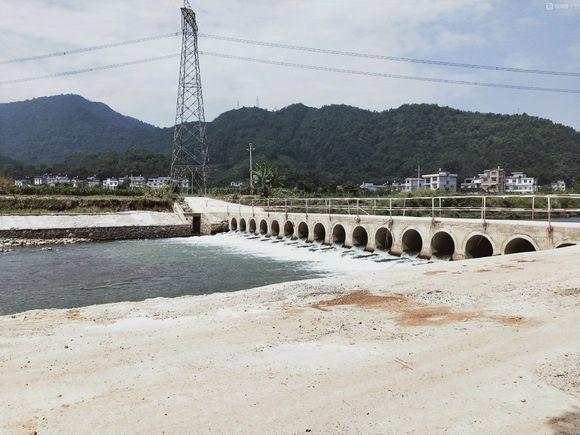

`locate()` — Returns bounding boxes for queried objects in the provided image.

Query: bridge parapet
[186,196,580,260]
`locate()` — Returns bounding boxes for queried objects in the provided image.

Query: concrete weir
[219,205,580,261]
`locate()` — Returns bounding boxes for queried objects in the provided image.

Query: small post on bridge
[431,197,435,219]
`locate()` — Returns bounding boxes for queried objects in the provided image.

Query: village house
[422,170,458,192]
[359,182,389,192]
[460,176,482,192]
[14,179,32,187]
[480,167,506,193]
[551,180,566,191]
[404,177,426,192]
[129,176,147,189]
[86,176,101,187]
[505,172,538,194]
[102,178,119,190]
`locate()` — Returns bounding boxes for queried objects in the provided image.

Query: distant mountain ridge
[0,95,169,164]
[0,94,578,185]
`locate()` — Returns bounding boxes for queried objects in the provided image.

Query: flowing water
[0,232,423,315]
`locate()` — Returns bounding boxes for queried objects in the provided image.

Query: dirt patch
[488,315,525,325]
[396,306,478,326]
[499,264,524,270]
[311,290,408,312]
[477,268,492,273]
[310,291,533,328]
[547,408,580,434]
[282,305,306,315]
[423,270,447,276]
[556,288,580,297]
[512,258,538,263]
[66,309,85,321]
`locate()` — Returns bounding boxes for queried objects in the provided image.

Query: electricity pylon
[171,0,208,193]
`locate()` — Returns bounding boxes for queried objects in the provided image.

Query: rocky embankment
[1,237,89,252]
[0,210,192,250]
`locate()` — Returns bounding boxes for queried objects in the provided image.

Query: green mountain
[1,94,578,185]
[0,95,169,164]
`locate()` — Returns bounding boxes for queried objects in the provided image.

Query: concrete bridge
[188,197,580,260]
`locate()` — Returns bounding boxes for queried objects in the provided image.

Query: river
[0,232,422,315]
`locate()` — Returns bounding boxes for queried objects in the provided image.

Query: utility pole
[248,142,255,190]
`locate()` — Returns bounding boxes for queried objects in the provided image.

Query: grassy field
[0,195,175,215]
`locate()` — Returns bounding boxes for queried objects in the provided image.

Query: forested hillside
[1,94,578,186]
[0,95,169,164]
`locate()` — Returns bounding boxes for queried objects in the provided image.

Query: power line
[1,31,579,78]
[199,51,580,94]
[1,50,579,94]
[0,32,179,65]
[198,34,580,78]
[0,54,179,85]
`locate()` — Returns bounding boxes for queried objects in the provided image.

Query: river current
[0,232,423,315]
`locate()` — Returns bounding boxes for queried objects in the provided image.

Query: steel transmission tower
[171,1,208,192]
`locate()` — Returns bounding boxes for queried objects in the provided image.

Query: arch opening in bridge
[402,229,422,256]
[556,242,576,248]
[430,231,455,260]
[239,218,246,232]
[352,226,369,249]
[504,237,536,255]
[230,218,237,231]
[249,219,257,234]
[465,234,493,258]
[271,220,280,237]
[313,223,326,243]
[298,222,309,240]
[259,219,268,235]
[332,224,346,245]
[374,227,392,252]
[284,221,294,238]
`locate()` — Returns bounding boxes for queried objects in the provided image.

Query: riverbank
[1,246,579,433]
[0,210,193,247]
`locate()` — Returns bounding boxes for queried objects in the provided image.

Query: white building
[147,177,172,189]
[129,176,147,189]
[56,175,70,185]
[86,177,101,187]
[505,172,537,194]
[178,178,190,189]
[33,175,58,186]
[422,170,458,192]
[15,179,32,187]
[359,182,389,192]
[460,176,482,192]
[404,177,426,192]
[551,180,566,191]
[33,176,46,186]
[102,178,119,190]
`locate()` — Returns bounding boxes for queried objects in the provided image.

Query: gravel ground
[0,245,579,433]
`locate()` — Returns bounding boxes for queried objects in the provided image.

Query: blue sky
[1,0,579,130]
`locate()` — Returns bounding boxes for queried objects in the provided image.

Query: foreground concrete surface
[0,246,579,433]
